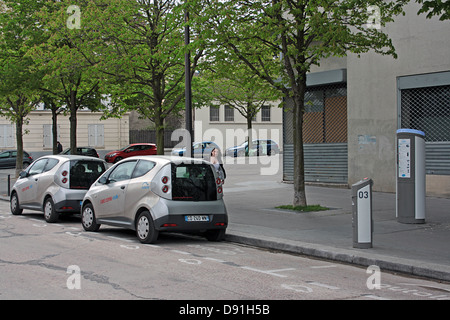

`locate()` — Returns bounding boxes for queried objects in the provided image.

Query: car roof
[37,154,105,162]
[120,155,212,165]
[129,143,156,146]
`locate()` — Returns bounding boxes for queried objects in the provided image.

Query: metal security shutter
[283,84,348,184]
[400,82,450,175]
[304,143,348,183]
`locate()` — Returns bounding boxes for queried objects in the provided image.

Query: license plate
[185,215,209,222]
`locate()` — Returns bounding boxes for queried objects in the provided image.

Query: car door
[15,158,48,206]
[93,160,137,219]
[122,160,156,221]
[121,145,138,159]
[0,151,12,168]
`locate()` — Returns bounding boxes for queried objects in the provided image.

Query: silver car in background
[10,155,107,223]
[81,156,228,244]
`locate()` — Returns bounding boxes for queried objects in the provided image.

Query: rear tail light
[161,223,177,227]
[215,222,226,226]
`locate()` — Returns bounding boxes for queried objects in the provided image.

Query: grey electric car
[81,156,228,244]
[10,155,107,223]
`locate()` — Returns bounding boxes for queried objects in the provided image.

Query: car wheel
[114,157,123,163]
[44,197,58,223]
[81,203,100,232]
[136,211,158,244]
[204,229,226,242]
[10,192,23,215]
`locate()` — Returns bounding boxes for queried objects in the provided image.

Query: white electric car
[10,155,107,222]
[81,156,228,244]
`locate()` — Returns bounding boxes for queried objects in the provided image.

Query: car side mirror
[98,176,108,184]
[18,171,28,179]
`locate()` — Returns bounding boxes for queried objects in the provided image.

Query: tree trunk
[52,107,58,155]
[154,108,165,155]
[15,116,24,178]
[69,90,77,155]
[246,113,252,156]
[292,76,307,207]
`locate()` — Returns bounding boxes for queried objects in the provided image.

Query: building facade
[283,2,450,197]
[194,101,283,153]
[0,111,129,155]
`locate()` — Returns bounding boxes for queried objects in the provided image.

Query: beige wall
[0,110,129,152]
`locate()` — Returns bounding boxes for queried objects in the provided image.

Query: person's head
[211,148,218,157]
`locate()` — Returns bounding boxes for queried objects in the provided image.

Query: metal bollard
[352,178,373,249]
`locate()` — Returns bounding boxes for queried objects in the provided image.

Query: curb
[225,231,450,283]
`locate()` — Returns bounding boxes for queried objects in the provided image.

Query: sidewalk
[222,176,450,282]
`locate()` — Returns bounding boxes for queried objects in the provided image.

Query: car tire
[44,197,58,223]
[114,157,123,163]
[204,229,226,242]
[136,211,158,244]
[10,192,23,216]
[81,203,101,232]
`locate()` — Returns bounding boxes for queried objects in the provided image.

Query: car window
[171,163,217,201]
[0,152,10,159]
[44,158,59,172]
[70,160,107,189]
[28,159,48,176]
[132,160,155,179]
[109,161,137,182]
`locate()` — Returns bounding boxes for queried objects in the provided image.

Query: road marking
[170,250,191,255]
[310,264,337,269]
[282,284,313,293]
[306,281,340,290]
[364,294,391,300]
[204,257,226,263]
[241,267,295,278]
[179,259,202,265]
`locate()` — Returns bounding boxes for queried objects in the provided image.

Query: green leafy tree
[78,0,206,154]
[201,0,408,206]
[0,0,45,176]
[417,0,450,20]
[29,0,105,155]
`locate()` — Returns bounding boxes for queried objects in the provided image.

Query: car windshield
[69,160,107,189]
[171,163,217,201]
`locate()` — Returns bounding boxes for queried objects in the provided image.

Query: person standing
[209,147,226,182]
[57,141,63,153]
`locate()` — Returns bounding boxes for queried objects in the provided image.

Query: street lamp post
[184,8,193,157]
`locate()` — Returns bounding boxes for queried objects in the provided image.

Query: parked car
[171,141,220,158]
[225,139,279,157]
[0,150,33,169]
[81,156,227,244]
[104,143,157,163]
[60,147,99,158]
[10,155,107,223]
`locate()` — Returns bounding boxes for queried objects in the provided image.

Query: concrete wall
[346,2,450,193]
